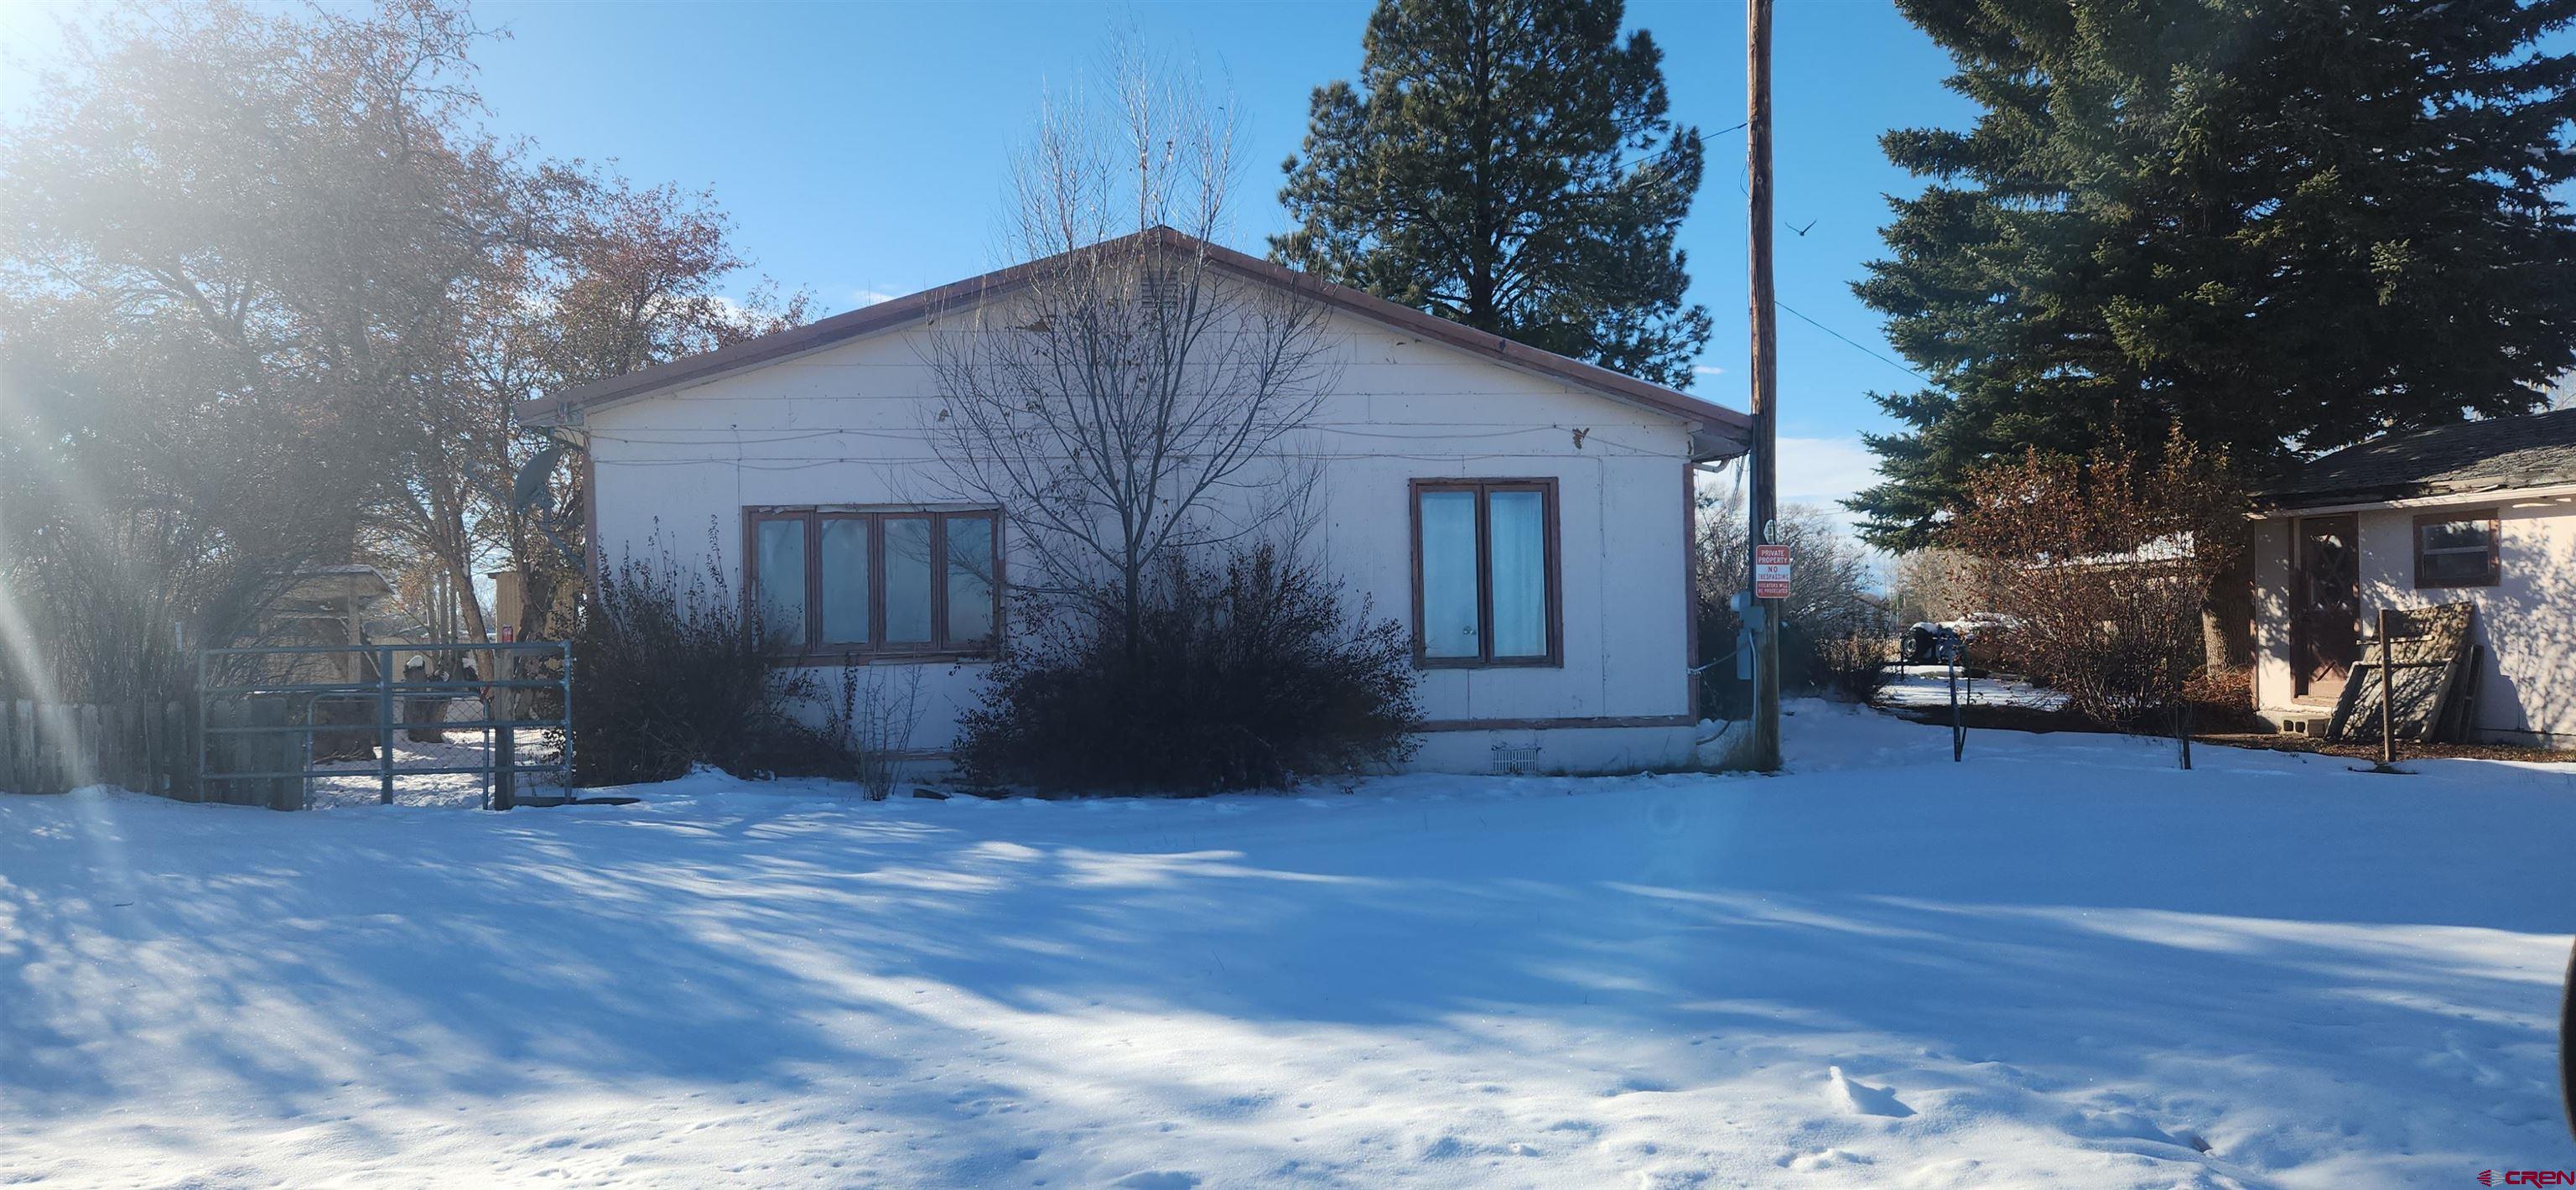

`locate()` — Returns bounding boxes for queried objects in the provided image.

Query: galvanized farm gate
[196,641,572,810]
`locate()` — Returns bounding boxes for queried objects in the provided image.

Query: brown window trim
[743,506,1005,663]
[2411,507,2501,590]
[1408,477,1564,669]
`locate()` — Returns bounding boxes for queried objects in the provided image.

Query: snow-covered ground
[307,735,569,810]
[4,705,2573,1187]
[1877,663,2068,712]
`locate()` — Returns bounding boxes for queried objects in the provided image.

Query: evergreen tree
[1853,0,2576,549]
[1272,0,1711,387]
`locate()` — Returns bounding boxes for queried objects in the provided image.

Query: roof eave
[517,226,1753,439]
[2256,477,2576,515]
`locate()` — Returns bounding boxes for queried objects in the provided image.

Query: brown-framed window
[1410,478,1561,668]
[2413,508,2500,589]
[745,507,1001,658]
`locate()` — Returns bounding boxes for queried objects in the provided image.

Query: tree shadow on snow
[2,747,2571,1173]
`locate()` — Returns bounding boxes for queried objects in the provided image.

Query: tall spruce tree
[1853,0,2576,549]
[1272,0,1711,387]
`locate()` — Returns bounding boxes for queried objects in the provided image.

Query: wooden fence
[0,699,195,801]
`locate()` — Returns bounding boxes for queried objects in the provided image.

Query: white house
[524,230,1751,776]
[2251,408,2576,747]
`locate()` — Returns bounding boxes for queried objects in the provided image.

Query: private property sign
[1753,544,1792,600]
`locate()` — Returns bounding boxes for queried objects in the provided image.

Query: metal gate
[195,641,572,810]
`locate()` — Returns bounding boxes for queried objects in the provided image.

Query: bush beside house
[954,544,1421,793]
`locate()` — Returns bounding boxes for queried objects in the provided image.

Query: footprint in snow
[1777,1147,1873,1172]
[1604,1074,1674,1096]
[1110,1173,1200,1190]
[1826,1066,1914,1118]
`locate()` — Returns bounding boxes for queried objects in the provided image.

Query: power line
[1777,299,1927,383]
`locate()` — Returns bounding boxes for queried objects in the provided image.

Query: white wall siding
[2250,517,2294,714]
[581,306,1704,774]
[2251,499,2576,746]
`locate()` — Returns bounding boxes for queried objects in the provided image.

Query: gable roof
[2267,408,2576,509]
[519,226,1751,459]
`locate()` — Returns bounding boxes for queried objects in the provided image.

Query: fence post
[560,640,575,792]
[139,702,158,796]
[1946,641,1964,762]
[2379,608,2397,767]
[168,701,192,800]
[126,703,144,791]
[493,650,516,812]
[0,699,14,794]
[75,704,93,791]
[39,704,67,794]
[16,701,38,795]
[22,700,39,794]
[195,652,210,803]
[249,696,295,811]
[377,646,396,806]
[114,704,132,790]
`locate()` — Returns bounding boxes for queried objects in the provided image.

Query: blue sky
[2,0,1978,515]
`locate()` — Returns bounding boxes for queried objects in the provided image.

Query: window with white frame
[2412,509,2500,589]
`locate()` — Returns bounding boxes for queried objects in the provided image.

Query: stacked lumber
[2328,602,2479,745]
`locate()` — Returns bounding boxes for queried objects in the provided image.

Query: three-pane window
[1411,480,1559,667]
[747,508,1000,656]
[2413,510,2500,589]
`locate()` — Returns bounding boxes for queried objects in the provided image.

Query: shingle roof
[518,226,1751,460]
[2267,408,2576,508]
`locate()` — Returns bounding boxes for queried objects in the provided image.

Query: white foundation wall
[2250,519,2293,713]
[579,306,1706,777]
[2251,501,2576,746]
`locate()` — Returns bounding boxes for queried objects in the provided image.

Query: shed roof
[519,226,1751,460]
[2267,408,2576,508]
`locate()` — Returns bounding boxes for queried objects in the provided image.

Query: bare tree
[1691,472,1893,706]
[1695,476,1882,642]
[0,0,527,699]
[1889,548,1978,625]
[455,177,812,653]
[926,44,1340,652]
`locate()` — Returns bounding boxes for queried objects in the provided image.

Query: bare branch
[924,40,1342,647]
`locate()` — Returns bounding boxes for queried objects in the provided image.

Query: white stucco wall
[577,304,1710,776]
[2251,496,2576,746]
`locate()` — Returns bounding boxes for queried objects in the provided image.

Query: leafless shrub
[1815,631,1895,704]
[954,541,1420,793]
[1694,475,1890,711]
[823,666,927,801]
[1947,435,2246,766]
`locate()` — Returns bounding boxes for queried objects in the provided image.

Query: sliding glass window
[1410,480,1560,668]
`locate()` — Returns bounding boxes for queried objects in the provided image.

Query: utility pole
[1745,0,1782,771]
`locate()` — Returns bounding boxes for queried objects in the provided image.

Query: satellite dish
[512,443,566,512]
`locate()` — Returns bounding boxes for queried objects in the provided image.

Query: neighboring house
[523,229,1752,775]
[2251,408,2576,746]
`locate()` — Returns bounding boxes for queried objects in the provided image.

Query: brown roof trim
[519,226,1750,453]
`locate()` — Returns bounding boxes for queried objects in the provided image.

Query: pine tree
[1853,0,2576,549]
[1272,0,1711,387]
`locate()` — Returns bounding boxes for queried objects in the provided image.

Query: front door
[2293,514,2360,701]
